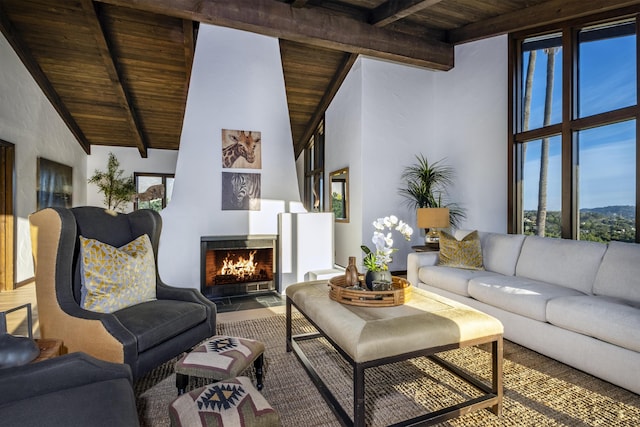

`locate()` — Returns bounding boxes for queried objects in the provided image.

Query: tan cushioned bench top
[287,281,504,363]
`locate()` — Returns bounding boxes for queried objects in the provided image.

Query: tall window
[510,14,638,243]
[134,173,174,212]
[304,121,324,212]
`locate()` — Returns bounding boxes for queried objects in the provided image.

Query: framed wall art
[221,172,261,211]
[221,129,262,169]
[37,157,72,210]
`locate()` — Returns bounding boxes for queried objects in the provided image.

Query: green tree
[331,192,344,219]
[88,152,136,211]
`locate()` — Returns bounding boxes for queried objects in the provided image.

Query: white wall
[361,58,438,271]
[325,60,363,268]
[325,35,508,272]
[433,36,509,233]
[86,145,178,212]
[0,33,87,284]
[159,25,302,289]
[326,57,439,271]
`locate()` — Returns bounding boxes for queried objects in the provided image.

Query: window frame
[133,172,175,211]
[303,120,325,212]
[508,9,640,242]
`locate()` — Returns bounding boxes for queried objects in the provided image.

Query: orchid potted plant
[361,215,413,289]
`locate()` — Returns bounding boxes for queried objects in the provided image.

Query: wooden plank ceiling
[2,0,640,158]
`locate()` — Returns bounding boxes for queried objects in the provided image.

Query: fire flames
[220,250,257,280]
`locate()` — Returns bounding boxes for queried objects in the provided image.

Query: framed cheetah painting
[221,129,261,169]
[221,172,261,211]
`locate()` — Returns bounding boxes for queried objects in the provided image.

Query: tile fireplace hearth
[201,235,278,299]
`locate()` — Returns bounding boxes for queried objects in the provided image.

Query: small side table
[32,339,63,363]
[412,243,440,252]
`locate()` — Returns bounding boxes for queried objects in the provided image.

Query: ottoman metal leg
[176,373,189,395]
[254,353,264,390]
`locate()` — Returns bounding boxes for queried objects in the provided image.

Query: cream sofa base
[417,283,640,395]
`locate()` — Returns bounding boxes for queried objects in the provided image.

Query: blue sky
[522,30,636,211]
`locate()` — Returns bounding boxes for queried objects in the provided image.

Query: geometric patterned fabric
[169,376,280,427]
[437,230,485,271]
[175,336,265,380]
[79,234,156,313]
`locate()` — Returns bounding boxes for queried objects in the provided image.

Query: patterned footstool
[176,335,265,394]
[169,376,281,427]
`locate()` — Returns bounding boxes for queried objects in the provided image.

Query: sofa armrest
[0,352,133,405]
[407,252,439,286]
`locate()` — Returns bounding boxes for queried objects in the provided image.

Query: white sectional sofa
[407,230,640,395]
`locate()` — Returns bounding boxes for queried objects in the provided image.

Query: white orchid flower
[363,214,413,271]
[396,221,414,239]
[372,231,387,251]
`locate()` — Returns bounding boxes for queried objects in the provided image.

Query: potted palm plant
[399,154,466,240]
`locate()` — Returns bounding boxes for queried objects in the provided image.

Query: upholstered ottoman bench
[286,280,504,427]
[169,376,281,427]
[175,335,265,394]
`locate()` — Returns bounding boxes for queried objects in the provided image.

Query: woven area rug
[135,313,640,426]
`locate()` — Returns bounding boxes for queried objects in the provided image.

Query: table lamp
[417,207,450,243]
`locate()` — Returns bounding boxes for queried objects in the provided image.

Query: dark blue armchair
[29,206,216,379]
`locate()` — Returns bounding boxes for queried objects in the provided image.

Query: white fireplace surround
[157,24,334,293]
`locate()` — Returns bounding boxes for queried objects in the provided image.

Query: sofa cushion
[438,230,484,270]
[480,232,526,276]
[418,266,499,296]
[468,275,585,322]
[515,236,606,294]
[547,295,640,353]
[114,299,207,353]
[593,241,640,304]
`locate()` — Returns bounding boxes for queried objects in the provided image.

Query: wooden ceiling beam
[293,52,358,158]
[94,0,453,71]
[0,3,91,154]
[449,0,640,44]
[370,0,445,27]
[180,19,196,141]
[81,0,148,158]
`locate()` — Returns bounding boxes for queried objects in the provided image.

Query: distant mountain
[580,205,635,218]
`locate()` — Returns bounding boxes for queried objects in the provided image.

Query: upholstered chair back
[67,207,161,305]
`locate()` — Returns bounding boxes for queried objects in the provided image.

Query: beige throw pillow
[438,230,484,270]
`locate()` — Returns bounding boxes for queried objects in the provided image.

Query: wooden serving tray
[328,275,411,307]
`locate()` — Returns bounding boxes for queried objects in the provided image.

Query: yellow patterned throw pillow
[80,234,156,313]
[438,230,484,270]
